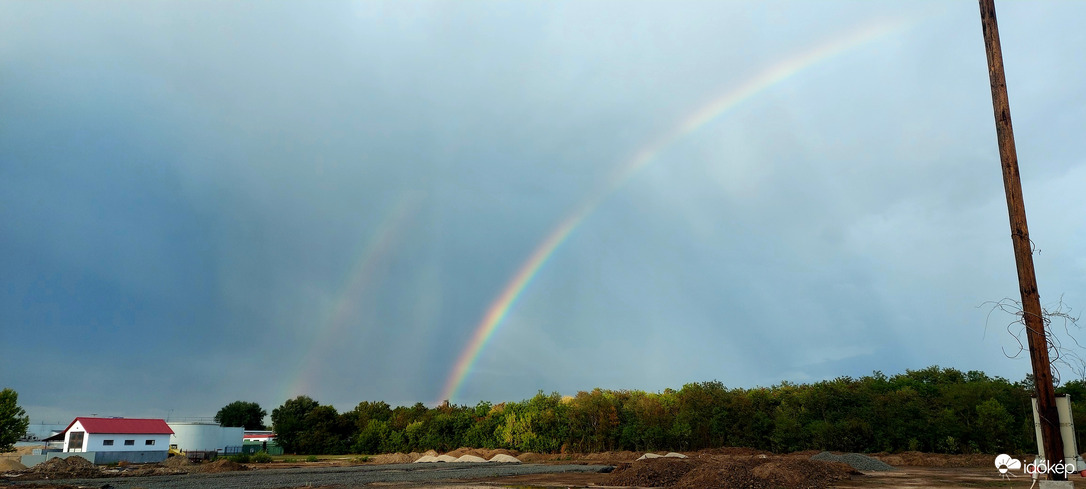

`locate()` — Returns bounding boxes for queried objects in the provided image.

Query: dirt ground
[465,468,1086,489]
[6,447,1086,488]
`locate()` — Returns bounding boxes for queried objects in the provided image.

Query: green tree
[975,398,1015,453]
[215,401,267,430]
[0,388,30,452]
[353,419,390,454]
[350,401,392,432]
[296,405,353,454]
[272,396,320,454]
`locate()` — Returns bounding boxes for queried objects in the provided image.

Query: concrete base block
[1039,481,1074,489]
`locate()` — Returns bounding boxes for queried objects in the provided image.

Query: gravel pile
[488,454,521,463]
[413,453,522,463]
[810,451,896,471]
[454,454,487,463]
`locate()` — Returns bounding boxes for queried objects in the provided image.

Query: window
[103,439,114,446]
[124,440,135,446]
[145,439,155,446]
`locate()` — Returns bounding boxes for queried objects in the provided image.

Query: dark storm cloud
[2,1,1085,419]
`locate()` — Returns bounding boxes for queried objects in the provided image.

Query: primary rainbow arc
[439,17,914,405]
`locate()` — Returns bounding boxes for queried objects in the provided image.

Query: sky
[2,1,1085,425]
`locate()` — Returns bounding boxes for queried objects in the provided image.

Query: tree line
[248,366,1086,455]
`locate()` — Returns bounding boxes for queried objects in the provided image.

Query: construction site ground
[4,446,1086,488]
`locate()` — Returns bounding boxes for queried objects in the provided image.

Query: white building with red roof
[24,417,178,467]
[60,417,174,454]
[19,417,176,466]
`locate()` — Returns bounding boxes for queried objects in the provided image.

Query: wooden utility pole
[978,0,1064,479]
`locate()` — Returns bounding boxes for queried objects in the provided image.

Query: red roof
[63,417,174,435]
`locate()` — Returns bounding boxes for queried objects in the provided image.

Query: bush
[251,451,273,463]
[229,453,251,463]
[306,455,318,462]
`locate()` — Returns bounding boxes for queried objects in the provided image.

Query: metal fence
[241,444,284,455]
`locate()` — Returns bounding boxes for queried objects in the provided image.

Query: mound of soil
[25,456,101,479]
[669,458,754,488]
[0,458,27,471]
[162,455,195,468]
[371,452,414,464]
[195,458,248,473]
[607,457,698,487]
[517,452,550,462]
[749,459,856,488]
[582,450,639,463]
[609,454,855,489]
[695,446,774,457]
[446,447,487,458]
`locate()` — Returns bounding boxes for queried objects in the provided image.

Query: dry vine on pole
[986,296,1085,384]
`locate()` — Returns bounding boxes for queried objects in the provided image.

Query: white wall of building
[84,433,171,452]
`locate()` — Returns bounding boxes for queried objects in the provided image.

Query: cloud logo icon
[994,453,1022,477]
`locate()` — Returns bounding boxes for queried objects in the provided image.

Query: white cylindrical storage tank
[168,423,227,452]
[220,427,244,452]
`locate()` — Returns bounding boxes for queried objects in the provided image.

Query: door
[67,431,84,452]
